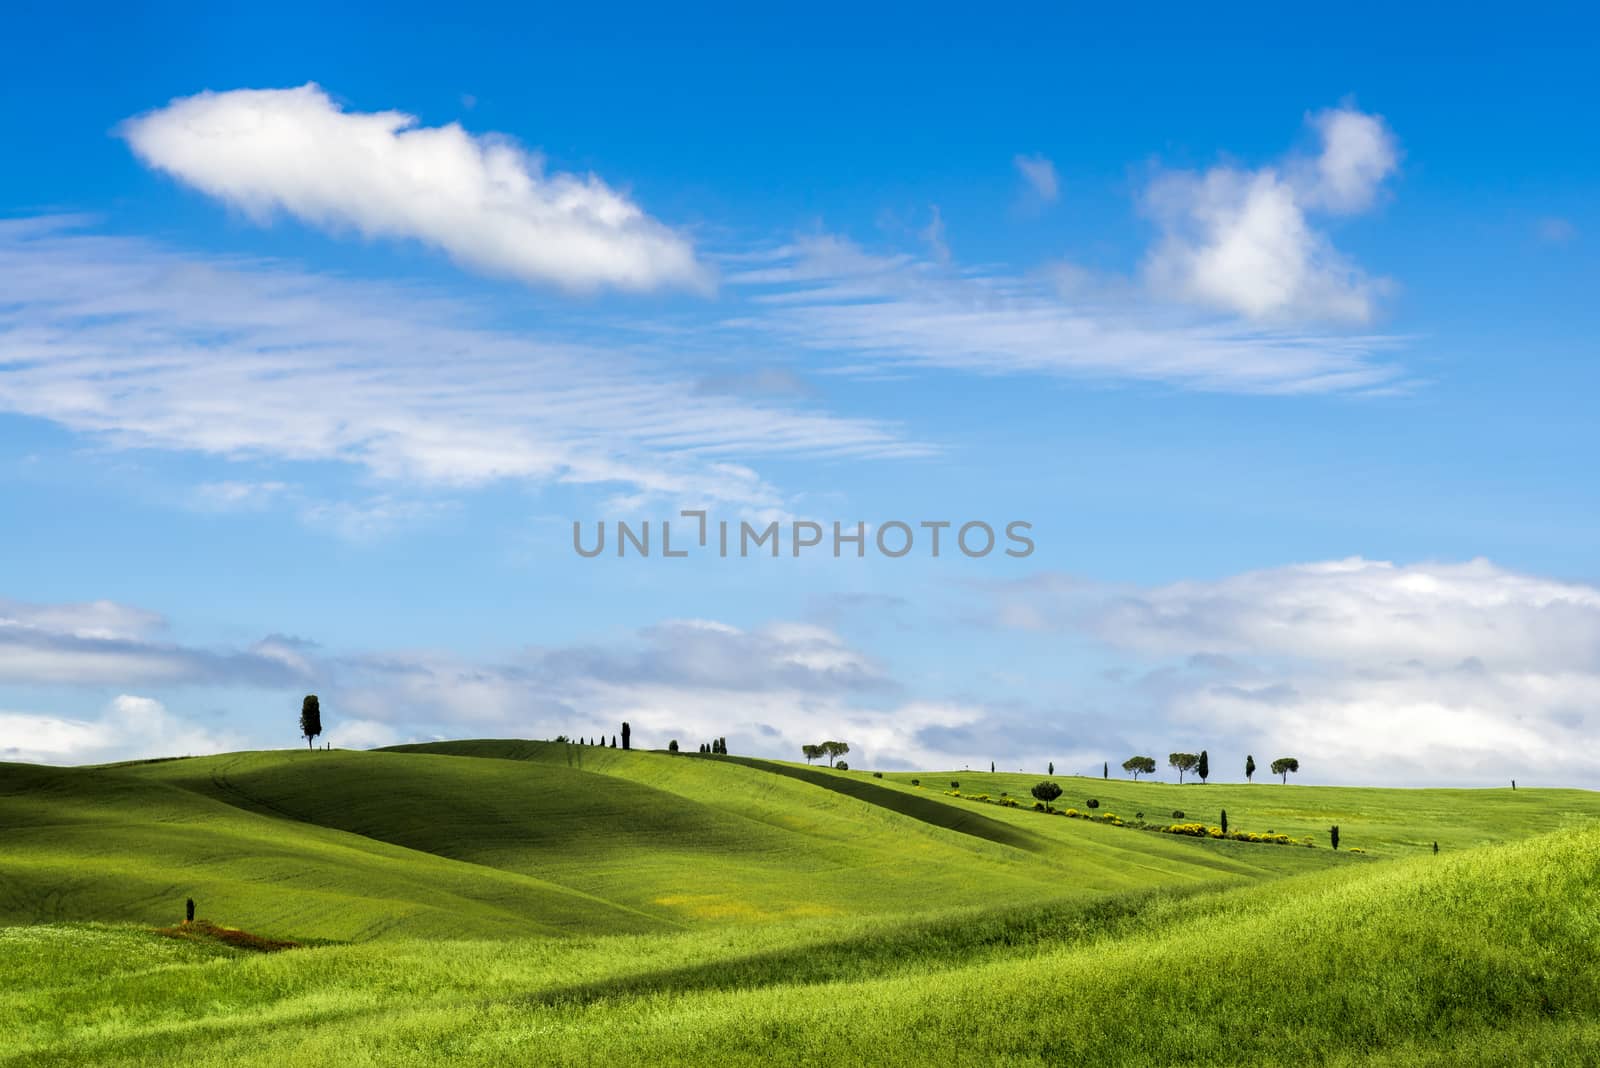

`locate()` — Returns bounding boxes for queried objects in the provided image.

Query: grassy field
[3,741,1598,1064]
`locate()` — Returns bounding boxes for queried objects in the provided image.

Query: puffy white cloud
[325,718,403,750]
[0,695,243,765]
[1143,107,1398,323]
[121,84,708,294]
[1093,557,1600,670]
[990,557,1600,785]
[1013,153,1059,202]
[1302,108,1400,214]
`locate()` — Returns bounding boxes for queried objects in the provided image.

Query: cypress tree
[1197,750,1209,783]
[622,722,631,750]
[1049,761,1054,775]
[1103,761,1108,779]
[299,695,322,750]
[1330,824,1341,850]
[1221,809,1228,835]
[1245,754,1256,783]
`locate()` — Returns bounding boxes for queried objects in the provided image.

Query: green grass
[879,766,1600,854]
[3,741,1598,1065]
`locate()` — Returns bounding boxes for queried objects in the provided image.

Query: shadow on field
[720,757,1047,853]
[515,888,1193,1010]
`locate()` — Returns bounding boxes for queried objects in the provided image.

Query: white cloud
[1302,108,1400,214]
[726,235,1405,394]
[1092,557,1600,670]
[988,557,1600,785]
[0,597,164,642]
[0,219,922,507]
[121,84,708,294]
[0,595,309,687]
[325,718,403,750]
[1013,153,1059,202]
[1143,107,1398,323]
[0,695,242,765]
[316,617,995,767]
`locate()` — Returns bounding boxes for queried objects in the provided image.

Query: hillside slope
[7,824,1598,1065]
[0,761,657,941]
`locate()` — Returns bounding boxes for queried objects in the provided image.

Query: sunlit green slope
[6,824,1597,1066]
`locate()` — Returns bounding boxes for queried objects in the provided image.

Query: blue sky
[2,4,1597,784]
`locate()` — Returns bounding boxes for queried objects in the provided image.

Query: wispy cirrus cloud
[1013,153,1059,203]
[713,107,1407,394]
[0,218,925,508]
[723,234,1407,394]
[121,84,709,294]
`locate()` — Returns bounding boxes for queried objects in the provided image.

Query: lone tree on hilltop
[1169,752,1199,784]
[668,739,679,753]
[1103,761,1108,779]
[1197,750,1210,784]
[822,741,850,767]
[1245,754,1256,783]
[1123,755,1156,781]
[1049,761,1054,775]
[622,722,631,750]
[1031,781,1063,809]
[1271,757,1300,784]
[300,695,322,750]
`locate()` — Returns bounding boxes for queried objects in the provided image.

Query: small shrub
[951,781,960,790]
[1135,812,1144,821]
[835,761,848,770]
[872,771,882,778]
[911,778,920,787]
[1086,798,1099,809]
[1171,810,1185,819]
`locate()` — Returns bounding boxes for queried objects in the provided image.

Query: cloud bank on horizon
[7,558,1598,786]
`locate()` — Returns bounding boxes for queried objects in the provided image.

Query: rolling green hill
[3,740,1598,1065]
[5,824,1597,1065]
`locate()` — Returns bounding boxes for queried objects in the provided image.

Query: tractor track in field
[204,759,323,827]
